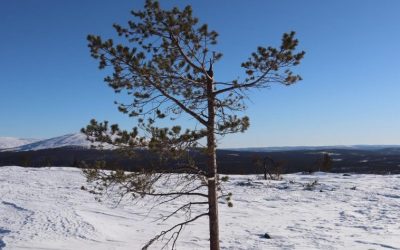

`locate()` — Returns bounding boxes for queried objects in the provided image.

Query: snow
[2,133,113,152]
[4,133,91,151]
[1,166,400,249]
[0,138,39,150]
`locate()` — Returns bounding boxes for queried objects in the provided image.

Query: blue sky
[1,0,399,147]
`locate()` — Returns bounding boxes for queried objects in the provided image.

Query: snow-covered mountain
[13,133,92,151]
[0,137,39,150]
[1,133,100,152]
[2,133,400,152]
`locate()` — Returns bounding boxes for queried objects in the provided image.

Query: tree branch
[142,212,209,250]
[144,75,208,126]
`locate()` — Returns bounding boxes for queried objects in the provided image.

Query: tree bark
[206,69,220,250]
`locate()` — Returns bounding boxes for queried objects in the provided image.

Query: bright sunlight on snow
[1,166,399,249]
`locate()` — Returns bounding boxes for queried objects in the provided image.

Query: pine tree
[82,1,305,249]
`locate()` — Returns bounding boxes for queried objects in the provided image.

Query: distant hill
[2,132,399,153]
[1,133,113,152]
[1,146,400,174]
[1,133,400,174]
[0,137,39,150]
[225,145,400,152]
[9,133,92,151]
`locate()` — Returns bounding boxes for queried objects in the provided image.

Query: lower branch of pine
[142,212,209,250]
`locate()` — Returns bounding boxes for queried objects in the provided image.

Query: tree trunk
[263,163,267,180]
[206,70,220,250]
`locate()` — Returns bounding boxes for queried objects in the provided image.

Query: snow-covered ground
[1,166,399,249]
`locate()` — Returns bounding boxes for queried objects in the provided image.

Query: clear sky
[1,0,399,148]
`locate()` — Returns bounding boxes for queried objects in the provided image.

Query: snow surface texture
[0,138,39,150]
[0,166,400,249]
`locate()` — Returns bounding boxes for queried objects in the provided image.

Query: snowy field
[1,166,400,250]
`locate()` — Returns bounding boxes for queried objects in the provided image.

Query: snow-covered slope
[13,133,89,151]
[1,166,399,249]
[0,137,39,150]
[4,133,99,151]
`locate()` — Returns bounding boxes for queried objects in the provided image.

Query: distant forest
[1,147,399,174]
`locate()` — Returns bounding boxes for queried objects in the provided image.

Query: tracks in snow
[0,167,96,247]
